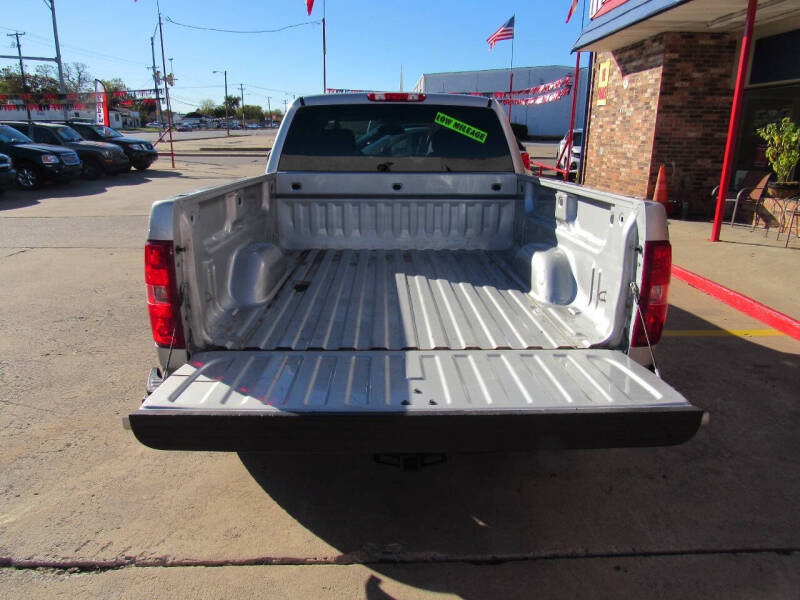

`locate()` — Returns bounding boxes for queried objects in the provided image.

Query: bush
[756,117,800,183]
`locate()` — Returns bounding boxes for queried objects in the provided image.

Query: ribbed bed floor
[243,249,580,351]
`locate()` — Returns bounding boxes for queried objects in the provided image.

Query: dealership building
[413,66,590,137]
[574,0,800,215]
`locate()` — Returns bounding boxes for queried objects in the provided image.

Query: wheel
[134,164,150,171]
[82,159,103,180]
[16,163,40,190]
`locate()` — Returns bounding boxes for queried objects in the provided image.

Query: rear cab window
[278,104,513,173]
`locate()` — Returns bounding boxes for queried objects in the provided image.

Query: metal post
[214,70,229,136]
[508,24,514,122]
[150,37,163,131]
[711,0,758,241]
[564,52,581,181]
[224,71,229,136]
[157,6,176,168]
[322,0,327,92]
[578,51,594,185]
[7,33,32,133]
[239,83,246,129]
[47,0,69,121]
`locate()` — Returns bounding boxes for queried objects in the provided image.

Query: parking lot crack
[1,546,797,573]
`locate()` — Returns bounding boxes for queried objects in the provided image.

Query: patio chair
[710,171,770,228]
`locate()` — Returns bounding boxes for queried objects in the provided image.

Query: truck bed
[241,249,584,351]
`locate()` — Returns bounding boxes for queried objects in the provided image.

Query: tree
[64,62,93,93]
[0,65,60,98]
[224,95,240,111]
[100,77,129,109]
[34,61,94,93]
[238,104,264,122]
[198,99,216,115]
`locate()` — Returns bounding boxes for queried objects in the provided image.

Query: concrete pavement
[0,145,798,598]
[668,219,799,320]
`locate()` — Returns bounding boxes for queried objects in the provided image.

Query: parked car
[0,152,16,193]
[557,129,583,178]
[5,121,129,179]
[0,124,81,189]
[68,122,158,171]
[176,123,193,132]
[128,93,703,455]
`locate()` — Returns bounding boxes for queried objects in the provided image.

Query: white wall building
[413,66,589,137]
[0,104,140,128]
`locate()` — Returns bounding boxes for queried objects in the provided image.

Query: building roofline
[420,65,586,77]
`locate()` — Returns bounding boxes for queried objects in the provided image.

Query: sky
[1,0,589,112]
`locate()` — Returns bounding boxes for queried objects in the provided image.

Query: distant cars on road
[68,122,158,171]
[0,124,82,190]
[6,121,129,179]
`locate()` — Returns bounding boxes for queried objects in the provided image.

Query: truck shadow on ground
[239,305,799,599]
[0,169,194,211]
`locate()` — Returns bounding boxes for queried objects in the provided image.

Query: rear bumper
[128,406,705,453]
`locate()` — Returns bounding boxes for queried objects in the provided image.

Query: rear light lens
[145,240,185,348]
[367,92,426,102]
[521,151,531,171]
[631,240,671,347]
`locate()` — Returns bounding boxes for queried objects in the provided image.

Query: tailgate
[128,350,704,452]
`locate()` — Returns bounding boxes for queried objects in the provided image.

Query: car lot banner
[95,80,109,126]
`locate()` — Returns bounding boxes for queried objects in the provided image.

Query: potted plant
[756,117,800,199]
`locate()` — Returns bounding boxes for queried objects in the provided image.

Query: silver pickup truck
[128,92,703,454]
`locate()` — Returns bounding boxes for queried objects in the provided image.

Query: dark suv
[0,124,82,189]
[6,122,130,179]
[68,122,158,171]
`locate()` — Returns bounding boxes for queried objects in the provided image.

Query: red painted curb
[672,265,800,341]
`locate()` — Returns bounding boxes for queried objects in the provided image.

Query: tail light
[521,151,531,171]
[145,240,185,348]
[367,92,426,102]
[631,240,671,347]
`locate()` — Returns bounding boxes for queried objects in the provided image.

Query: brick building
[574,0,800,215]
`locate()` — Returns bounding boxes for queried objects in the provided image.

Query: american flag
[487,16,514,50]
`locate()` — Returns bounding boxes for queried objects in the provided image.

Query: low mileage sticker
[434,112,487,143]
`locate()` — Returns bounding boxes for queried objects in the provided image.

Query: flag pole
[508,16,514,122]
[322,0,327,93]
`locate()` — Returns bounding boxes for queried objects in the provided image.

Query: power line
[164,15,321,34]
[0,26,148,67]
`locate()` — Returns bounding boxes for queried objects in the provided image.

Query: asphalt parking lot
[1,149,798,598]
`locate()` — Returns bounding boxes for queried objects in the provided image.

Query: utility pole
[213,70,229,136]
[239,83,246,129]
[266,96,272,126]
[150,37,163,130]
[156,0,175,167]
[7,33,32,133]
[283,97,287,115]
[45,0,68,121]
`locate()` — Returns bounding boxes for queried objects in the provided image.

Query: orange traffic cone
[653,164,672,216]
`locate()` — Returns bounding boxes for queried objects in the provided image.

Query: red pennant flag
[566,0,580,23]
[306,0,314,15]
